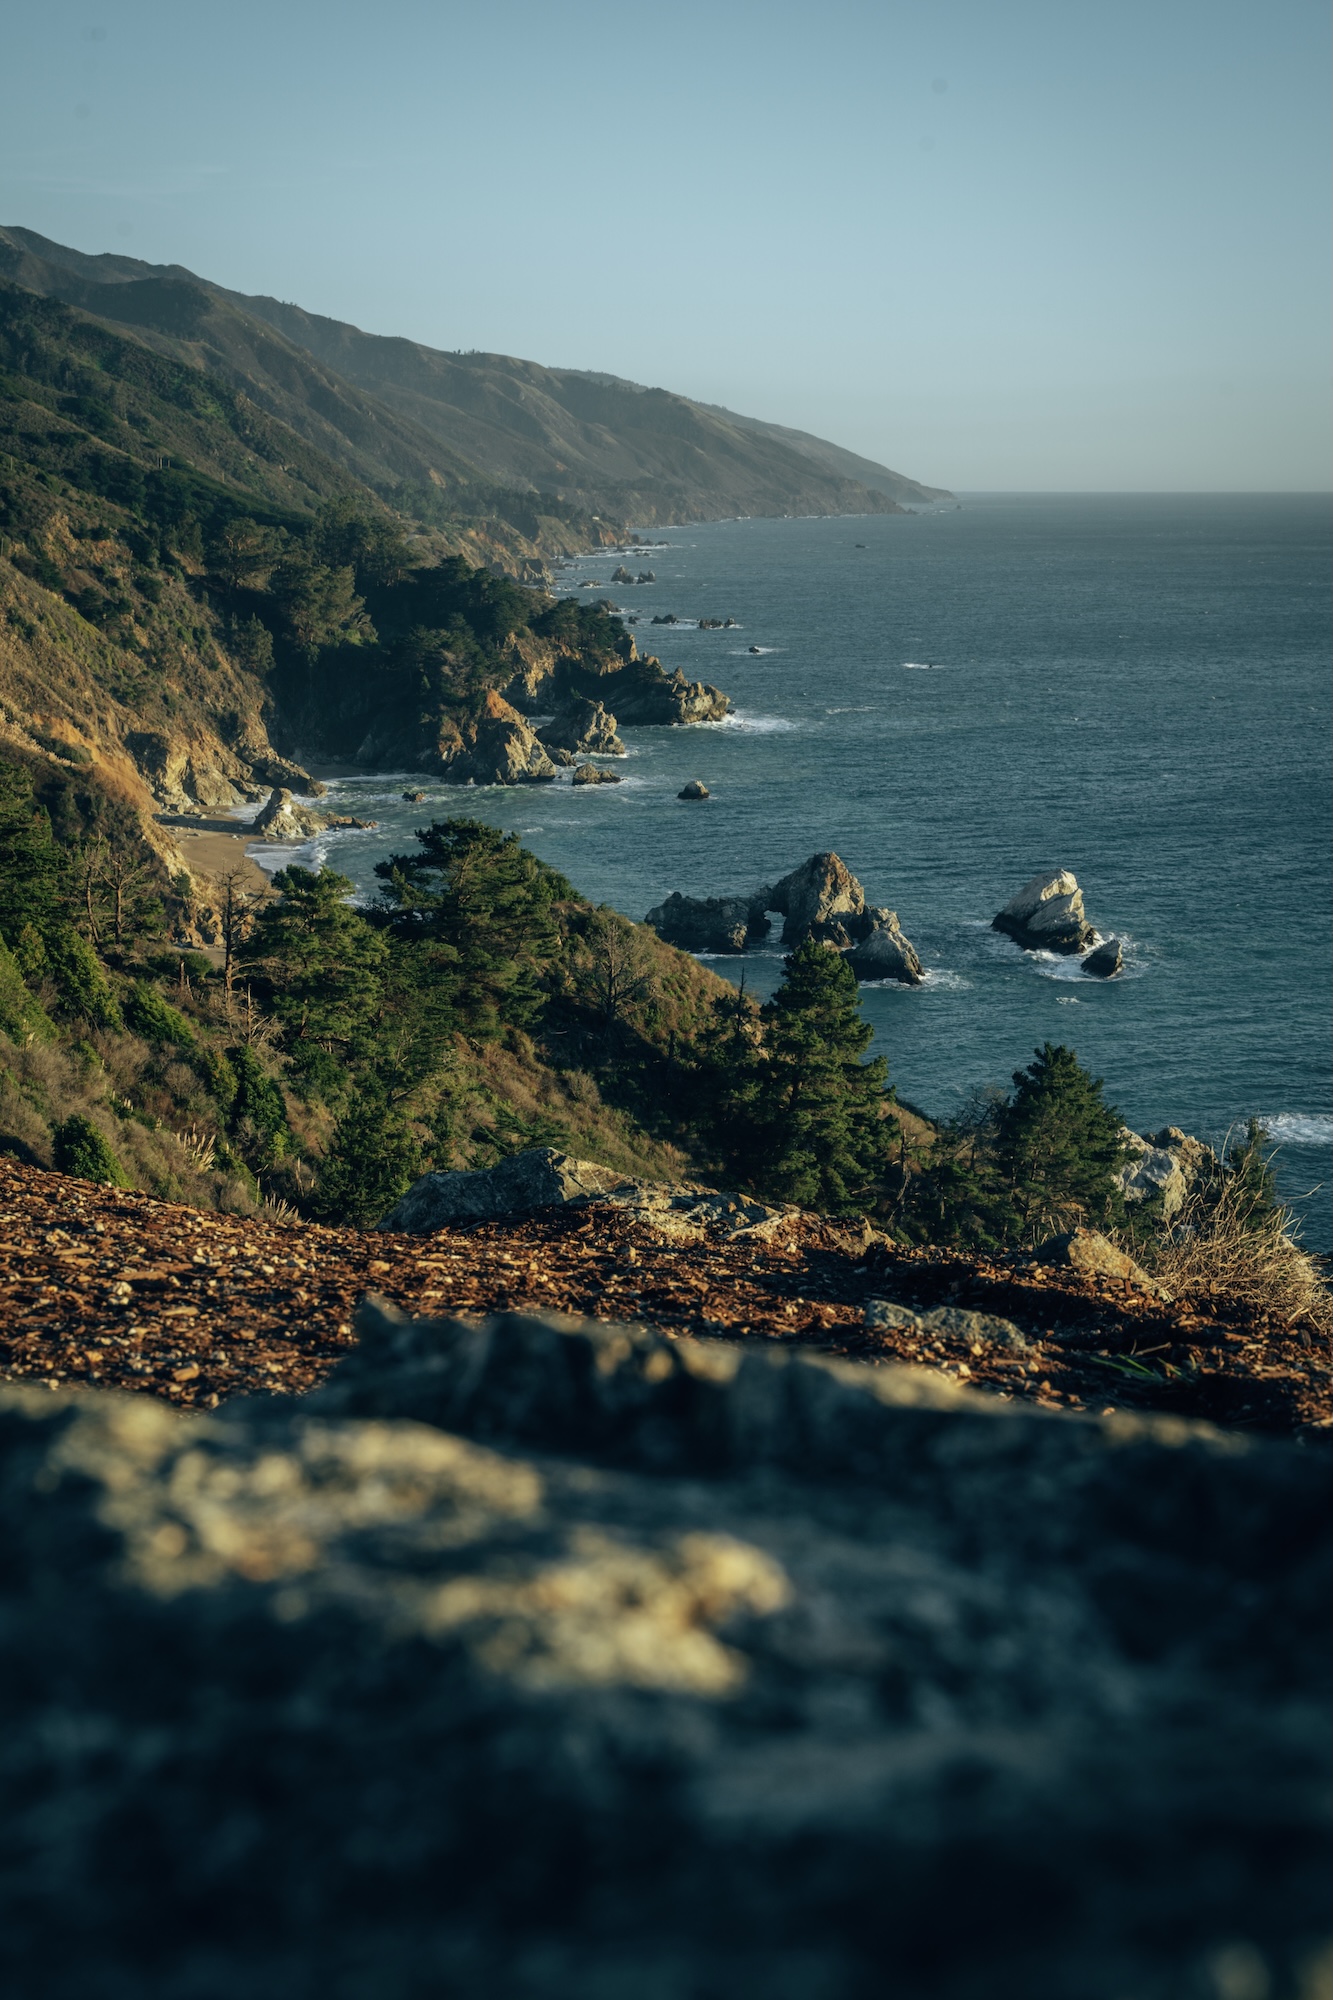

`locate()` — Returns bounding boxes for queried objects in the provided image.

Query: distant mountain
[0,225,948,530]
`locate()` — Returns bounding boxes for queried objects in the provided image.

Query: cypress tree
[744,939,896,1216]
[993,1043,1129,1240]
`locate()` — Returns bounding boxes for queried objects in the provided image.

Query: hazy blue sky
[3,0,1328,490]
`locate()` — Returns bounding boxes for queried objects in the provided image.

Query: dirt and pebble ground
[1,1156,1328,1437]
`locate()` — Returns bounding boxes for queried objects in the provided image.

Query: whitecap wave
[1254,1113,1333,1146]
[720,712,797,733]
[901,661,946,671]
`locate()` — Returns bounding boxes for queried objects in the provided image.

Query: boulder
[1029,1226,1156,1288]
[248,752,324,796]
[766,852,868,946]
[993,870,1097,954]
[844,909,925,985]
[677,779,710,800]
[865,1298,1030,1352]
[1082,937,1123,978]
[570,763,622,786]
[381,1147,790,1244]
[538,695,626,759]
[611,565,635,584]
[642,889,763,953]
[0,1312,1320,1997]
[249,787,329,841]
[401,789,426,803]
[1117,1126,1218,1222]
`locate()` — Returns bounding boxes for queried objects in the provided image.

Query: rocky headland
[645,852,924,985]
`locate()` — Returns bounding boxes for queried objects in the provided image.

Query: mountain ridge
[0,224,949,527]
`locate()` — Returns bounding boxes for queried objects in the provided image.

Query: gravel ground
[0,1157,1328,1436]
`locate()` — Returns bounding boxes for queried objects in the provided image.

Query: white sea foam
[901,661,946,671]
[720,712,797,733]
[1254,1114,1333,1146]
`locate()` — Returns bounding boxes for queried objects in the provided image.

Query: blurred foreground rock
[0,1304,1326,1998]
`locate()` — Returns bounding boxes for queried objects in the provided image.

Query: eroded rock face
[993,869,1097,954]
[538,696,626,760]
[844,910,925,985]
[0,1310,1322,1998]
[438,690,557,786]
[1117,1126,1218,1221]
[645,853,923,983]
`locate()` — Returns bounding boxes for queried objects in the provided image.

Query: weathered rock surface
[677,778,710,799]
[642,889,764,954]
[1117,1126,1218,1221]
[570,763,622,786]
[844,908,925,984]
[1082,936,1123,977]
[993,869,1098,954]
[0,1307,1323,1998]
[438,690,557,786]
[646,852,924,984]
[249,786,329,840]
[502,644,729,729]
[1031,1226,1157,1288]
[865,1297,1030,1352]
[381,1148,791,1244]
[537,695,626,760]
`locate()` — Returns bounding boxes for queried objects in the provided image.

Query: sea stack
[1082,937,1124,978]
[677,780,710,800]
[992,870,1097,954]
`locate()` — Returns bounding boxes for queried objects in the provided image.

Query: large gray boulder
[844,909,925,985]
[993,869,1097,954]
[0,1309,1322,1997]
[1117,1125,1218,1221]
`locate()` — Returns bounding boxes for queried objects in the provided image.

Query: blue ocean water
[277,495,1333,1243]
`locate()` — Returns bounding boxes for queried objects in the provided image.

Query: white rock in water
[993,870,1096,954]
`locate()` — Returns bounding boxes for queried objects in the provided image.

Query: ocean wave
[732,645,779,655]
[1254,1113,1333,1146]
[901,661,946,670]
[719,712,797,733]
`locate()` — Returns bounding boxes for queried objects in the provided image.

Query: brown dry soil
[1,1157,1328,1439]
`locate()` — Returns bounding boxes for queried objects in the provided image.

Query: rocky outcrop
[844,910,925,984]
[1083,937,1123,978]
[993,870,1097,954]
[503,642,729,729]
[570,763,621,786]
[0,1309,1321,1997]
[249,786,330,841]
[642,889,765,954]
[677,778,710,800]
[537,695,626,760]
[1117,1126,1218,1221]
[1029,1226,1157,1289]
[438,690,557,786]
[380,1147,791,1244]
[646,852,924,984]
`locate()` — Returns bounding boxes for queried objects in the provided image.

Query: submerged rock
[0,1309,1320,1996]
[993,869,1097,954]
[570,763,622,786]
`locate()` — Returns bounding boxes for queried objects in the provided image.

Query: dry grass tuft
[1133,1176,1333,1344]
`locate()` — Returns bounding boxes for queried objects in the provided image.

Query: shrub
[123,981,196,1048]
[52,1113,130,1186]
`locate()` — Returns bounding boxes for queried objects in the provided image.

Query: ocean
[265,493,1333,1244]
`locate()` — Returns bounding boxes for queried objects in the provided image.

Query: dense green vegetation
[1,745,1281,1251]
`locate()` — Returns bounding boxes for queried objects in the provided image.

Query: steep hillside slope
[0,225,948,525]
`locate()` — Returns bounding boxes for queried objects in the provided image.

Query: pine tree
[993,1043,1128,1241]
[742,940,896,1216]
[310,1085,422,1226]
[242,866,388,1056]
